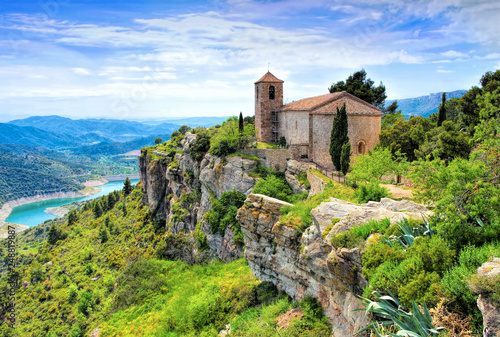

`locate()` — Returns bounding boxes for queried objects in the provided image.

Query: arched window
[357,141,366,155]
[269,85,275,100]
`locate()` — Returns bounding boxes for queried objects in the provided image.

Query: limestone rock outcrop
[476,259,500,337]
[139,132,258,262]
[284,160,315,194]
[237,193,433,337]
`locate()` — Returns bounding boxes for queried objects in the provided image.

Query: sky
[0,0,499,122]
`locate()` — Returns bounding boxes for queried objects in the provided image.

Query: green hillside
[0,185,330,337]
[9,116,180,143]
[0,150,137,207]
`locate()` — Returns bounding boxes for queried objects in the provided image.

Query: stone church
[255,71,382,167]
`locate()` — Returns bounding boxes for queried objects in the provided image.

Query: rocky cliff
[237,194,432,337]
[139,133,434,335]
[139,132,259,261]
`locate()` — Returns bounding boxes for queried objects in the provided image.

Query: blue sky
[1,0,499,122]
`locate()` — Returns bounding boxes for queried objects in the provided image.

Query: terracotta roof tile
[255,71,284,84]
[281,92,344,111]
[282,91,382,115]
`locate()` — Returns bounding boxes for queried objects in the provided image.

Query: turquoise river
[6,179,140,227]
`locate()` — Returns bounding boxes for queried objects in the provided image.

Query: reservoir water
[6,179,140,227]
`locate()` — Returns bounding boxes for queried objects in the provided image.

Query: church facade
[255,71,382,167]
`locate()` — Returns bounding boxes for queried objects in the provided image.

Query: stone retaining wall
[241,148,292,171]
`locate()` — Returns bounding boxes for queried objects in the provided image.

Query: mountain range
[385,89,467,117]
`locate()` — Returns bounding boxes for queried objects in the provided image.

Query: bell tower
[255,71,284,142]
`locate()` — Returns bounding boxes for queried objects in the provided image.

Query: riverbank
[0,185,102,238]
[102,174,140,181]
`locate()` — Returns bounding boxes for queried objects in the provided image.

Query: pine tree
[340,142,351,179]
[239,112,244,133]
[329,103,349,171]
[48,224,60,245]
[67,210,78,226]
[99,225,109,243]
[92,202,103,219]
[437,92,446,127]
[123,177,132,196]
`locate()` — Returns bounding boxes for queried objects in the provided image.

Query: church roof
[255,71,284,84]
[281,91,382,115]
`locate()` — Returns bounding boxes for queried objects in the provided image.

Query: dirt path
[385,184,414,199]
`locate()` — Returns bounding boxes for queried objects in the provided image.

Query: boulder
[477,259,500,337]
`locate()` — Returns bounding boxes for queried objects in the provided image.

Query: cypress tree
[437,92,446,127]
[239,112,244,133]
[340,142,351,179]
[329,103,349,171]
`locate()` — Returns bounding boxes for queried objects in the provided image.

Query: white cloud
[441,50,468,58]
[72,67,90,75]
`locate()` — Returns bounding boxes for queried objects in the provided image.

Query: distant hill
[0,123,108,150]
[385,89,467,117]
[155,116,229,128]
[9,115,180,142]
[70,134,172,156]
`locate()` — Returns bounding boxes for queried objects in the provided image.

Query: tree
[123,177,132,196]
[383,101,399,115]
[340,142,351,179]
[67,210,78,226]
[154,137,162,145]
[329,103,349,171]
[437,92,446,127]
[238,112,244,133]
[92,202,103,219]
[178,125,192,135]
[99,225,109,243]
[329,69,387,108]
[48,224,61,245]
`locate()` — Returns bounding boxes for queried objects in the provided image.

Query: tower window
[269,85,275,100]
[357,141,366,155]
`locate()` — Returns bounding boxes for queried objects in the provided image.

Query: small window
[357,141,366,155]
[269,85,275,100]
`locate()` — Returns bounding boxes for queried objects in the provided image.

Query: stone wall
[310,114,381,167]
[278,110,309,146]
[241,148,292,172]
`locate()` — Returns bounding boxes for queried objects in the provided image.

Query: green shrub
[194,222,208,250]
[189,132,211,162]
[363,236,455,307]
[252,174,293,202]
[354,182,390,203]
[68,283,79,304]
[77,290,94,316]
[441,241,500,331]
[330,218,390,248]
[206,190,246,236]
[209,117,255,158]
[113,259,169,311]
[279,182,355,233]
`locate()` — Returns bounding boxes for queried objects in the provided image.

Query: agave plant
[385,217,436,248]
[356,290,444,337]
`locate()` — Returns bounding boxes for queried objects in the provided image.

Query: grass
[256,142,278,149]
[227,152,261,161]
[308,169,331,183]
[279,181,355,232]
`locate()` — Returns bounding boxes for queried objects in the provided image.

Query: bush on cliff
[189,131,211,161]
[209,117,255,157]
[252,174,293,202]
[206,190,246,242]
